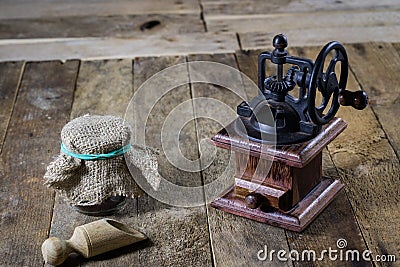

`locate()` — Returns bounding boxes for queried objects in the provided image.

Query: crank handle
[339,89,368,110]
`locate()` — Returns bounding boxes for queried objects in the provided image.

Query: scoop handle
[41,237,75,266]
[41,219,147,266]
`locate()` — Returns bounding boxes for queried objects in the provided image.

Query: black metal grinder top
[237,34,368,145]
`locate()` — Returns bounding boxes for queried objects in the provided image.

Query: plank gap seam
[0,61,26,155]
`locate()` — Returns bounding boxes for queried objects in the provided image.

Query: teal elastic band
[61,143,131,160]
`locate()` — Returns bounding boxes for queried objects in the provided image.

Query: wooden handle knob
[245,193,264,209]
[339,90,368,110]
[41,237,74,266]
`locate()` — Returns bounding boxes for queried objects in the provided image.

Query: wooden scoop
[41,218,147,266]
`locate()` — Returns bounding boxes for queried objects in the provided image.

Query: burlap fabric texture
[44,115,143,206]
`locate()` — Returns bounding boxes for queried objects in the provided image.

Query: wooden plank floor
[0,42,399,266]
[0,0,400,61]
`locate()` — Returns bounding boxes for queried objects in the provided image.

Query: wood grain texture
[378,43,400,159]
[71,59,134,118]
[0,0,200,19]
[0,62,24,153]
[239,26,400,51]
[46,59,143,267]
[133,55,212,266]
[235,47,372,266]
[327,44,400,265]
[0,61,78,266]
[202,0,400,17]
[0,14,204,39]
[347,43,400,159]
[0,33,238,62]
[286,151,371,266]
[206,10,400,34]
[188,53,291,266]
[393,42,400,57]
[347,43,400,106]
[187,53,248,197]
[331,95,400,267]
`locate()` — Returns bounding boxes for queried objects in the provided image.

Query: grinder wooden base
[211,177,344,232]
[211,117,347,232]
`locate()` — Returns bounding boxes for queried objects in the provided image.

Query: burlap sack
[44,115,143,206]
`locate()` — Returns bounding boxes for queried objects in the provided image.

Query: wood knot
[140,20,161,31]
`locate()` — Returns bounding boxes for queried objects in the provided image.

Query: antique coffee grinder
[210,34,368,231]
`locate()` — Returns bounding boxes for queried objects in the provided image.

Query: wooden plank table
[1,0,400,62]
[0,42,399,267]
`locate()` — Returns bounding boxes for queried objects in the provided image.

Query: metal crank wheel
[308,42,348,125]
